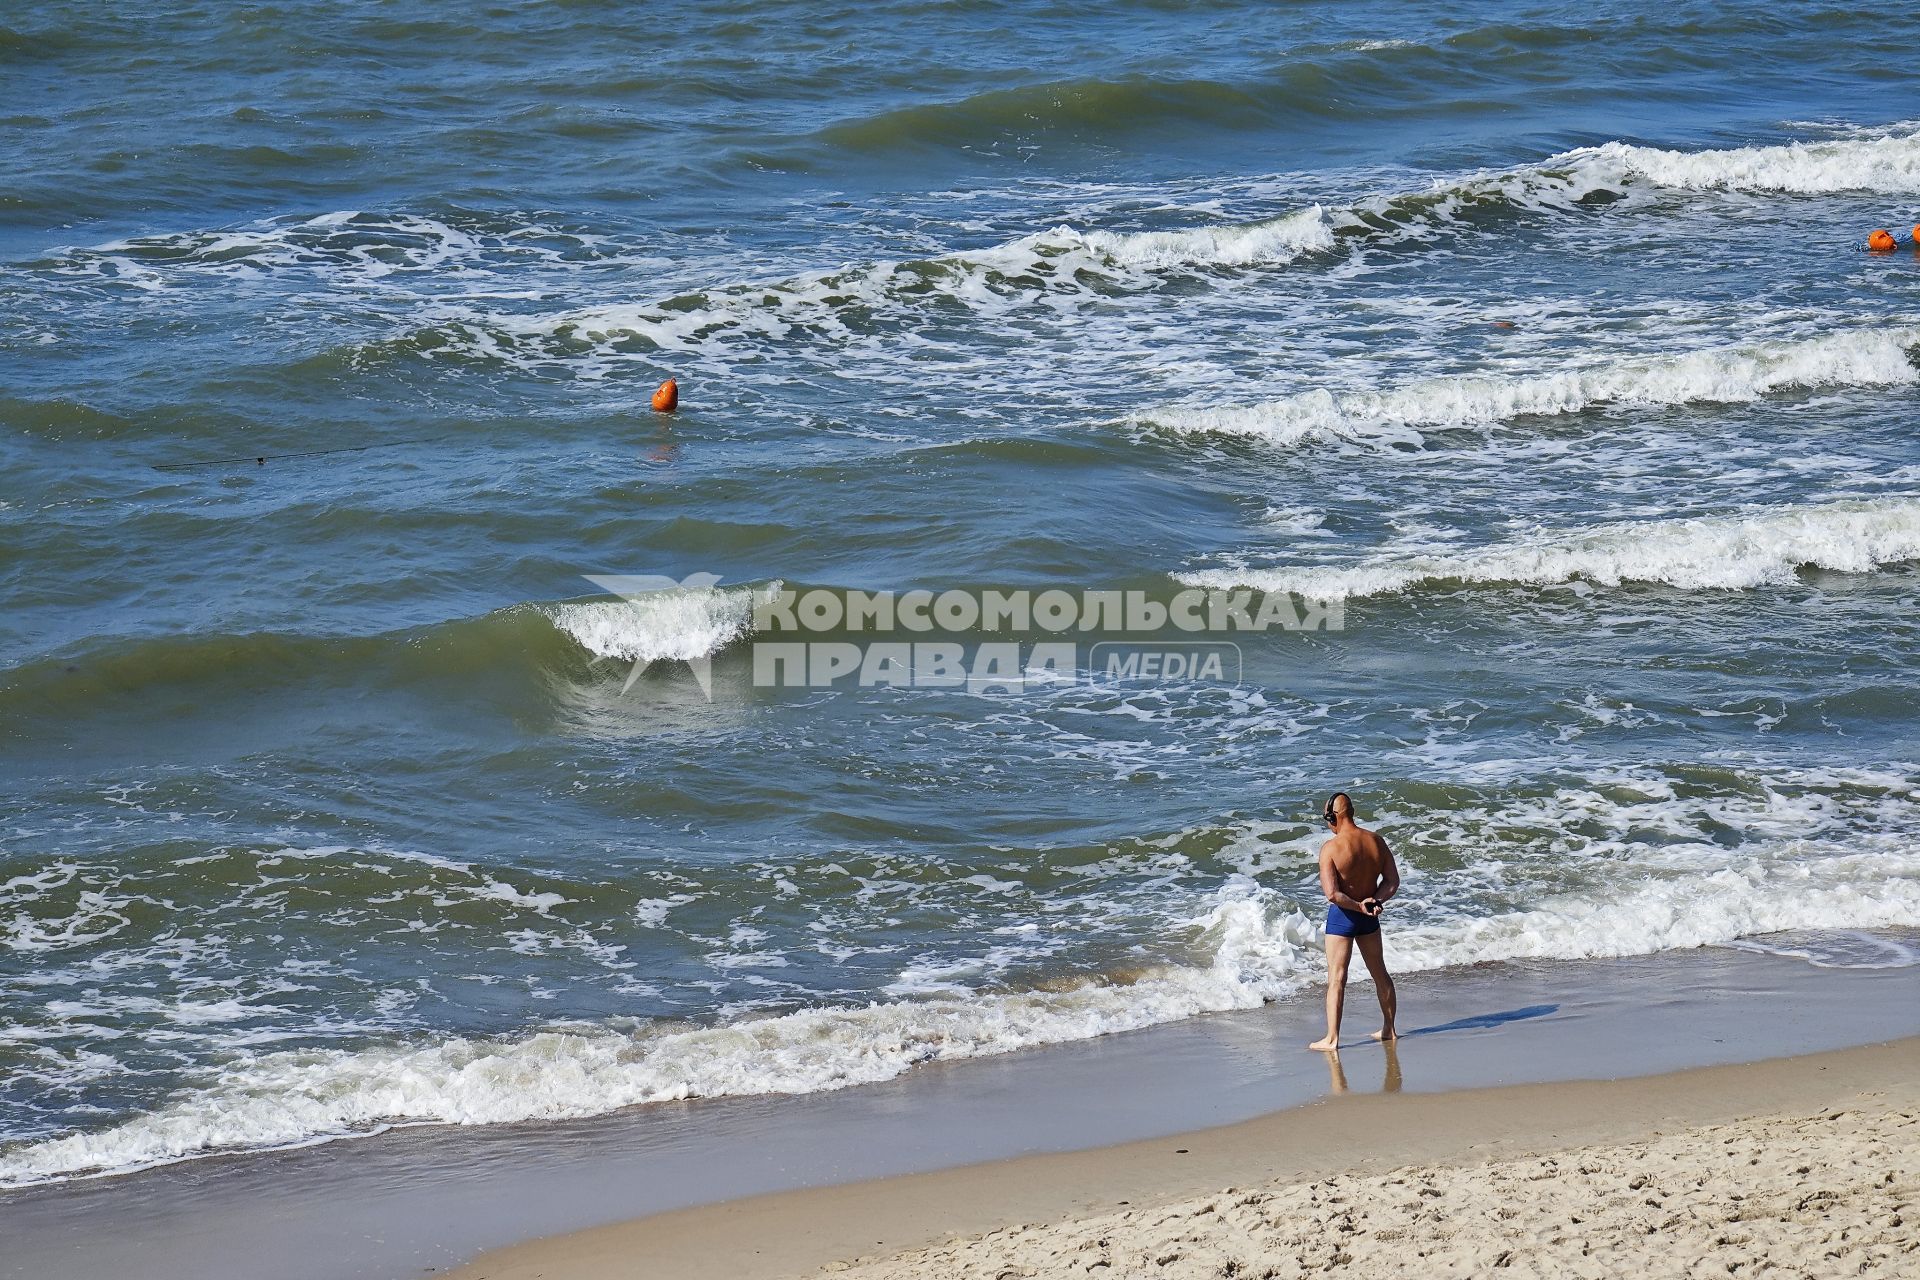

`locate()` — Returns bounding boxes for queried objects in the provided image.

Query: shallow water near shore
[5,1,1920,1190]
[1,944,1915,1280]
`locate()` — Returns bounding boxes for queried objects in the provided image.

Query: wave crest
[544,583,769,666]
[1568,130,1920,194]
[1140,328,1920,448]
[1046,205,1335,271]
[1181,496,1920,600]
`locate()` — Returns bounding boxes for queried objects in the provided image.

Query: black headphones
[1324,792,1349,825]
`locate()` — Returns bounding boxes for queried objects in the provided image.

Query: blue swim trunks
[1325,902,1380,938]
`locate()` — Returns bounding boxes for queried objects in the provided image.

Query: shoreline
[454,1037,1920,1278]
[3,943,1917,1279]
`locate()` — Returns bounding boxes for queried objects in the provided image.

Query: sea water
[3,1,1919,1186]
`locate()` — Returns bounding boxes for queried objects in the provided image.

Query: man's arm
[1318,845,1372,913]
[1377,839,1401,903]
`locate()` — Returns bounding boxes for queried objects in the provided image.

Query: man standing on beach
[1309,792,1399,1051]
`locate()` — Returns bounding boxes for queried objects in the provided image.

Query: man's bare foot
[1307,1036,1339,1051]
[1369,1029,1397,1042]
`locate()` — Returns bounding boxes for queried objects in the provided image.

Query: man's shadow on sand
[1322,1004,1560,1095]
[1402,1003,1558,1037]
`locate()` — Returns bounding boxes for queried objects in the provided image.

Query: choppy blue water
[3,1,1920,1185]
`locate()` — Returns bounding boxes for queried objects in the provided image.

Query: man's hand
[1363,897,1383,917]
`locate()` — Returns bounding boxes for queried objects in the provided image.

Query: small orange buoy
[651,378,678,413]
[1491,320,1516,330]
[1912,224,1920,245]
[1867,229,1897,252]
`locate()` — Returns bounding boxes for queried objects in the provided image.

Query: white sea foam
[45,211,615,288]
[1385,848,1920,969]
[543,584,768,665]
[1182,496,1920,600]
[423,125,1920,374]
[1142,328,1920,448]
[3,889,134,952]
[511,208,1335,361]
[7,787,1917,1189]
[1564,129,1920,194]
[1723,930,1920,970]
[1057,206,1336,270]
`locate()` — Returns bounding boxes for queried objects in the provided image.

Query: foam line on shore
[5,830,1916,1189]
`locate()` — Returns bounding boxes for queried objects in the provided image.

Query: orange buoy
[1491,320,1516,330]
[1912,224,1920,245]
[1868,229,1897,252]
[651,378,678,413]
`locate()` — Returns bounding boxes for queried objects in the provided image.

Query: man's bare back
[1309,792,1399,1052]
[1321,826,1393,915]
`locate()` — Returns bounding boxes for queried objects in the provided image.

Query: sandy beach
[452,1037,1917,1280]
[829,1074,1917,1278]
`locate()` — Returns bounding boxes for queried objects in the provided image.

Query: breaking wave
[437,207,1338,361]
[412,125,1920,367]
[1141,328,1920,448]
[54,126,1920,368]
[544,582,771,667]
[1181,496,1920,600]
[0,588,778,724]
[1572,129,1920,194]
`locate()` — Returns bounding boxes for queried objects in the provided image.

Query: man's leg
[1309,934,1353,1051]
[1355,930,1397,1042]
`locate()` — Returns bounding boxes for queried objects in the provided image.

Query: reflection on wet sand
[1322,1041,1402,1095]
